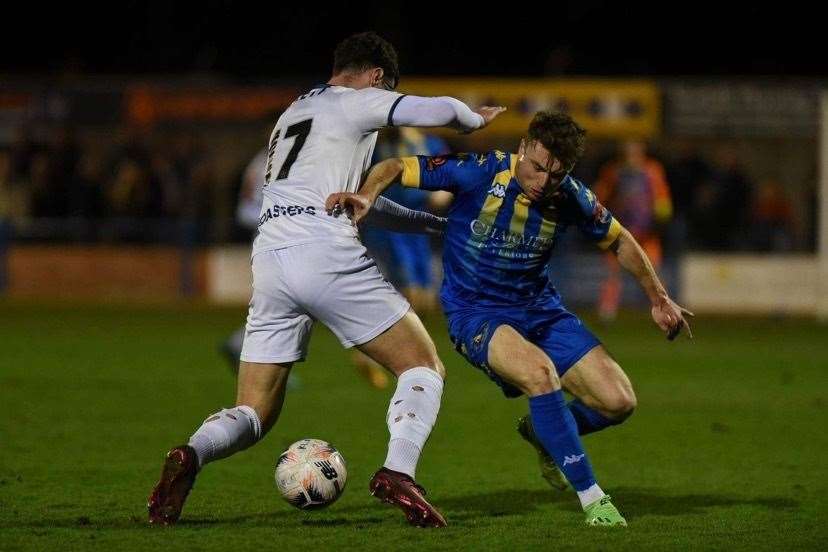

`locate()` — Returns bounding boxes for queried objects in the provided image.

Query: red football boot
[147,445,198,525]
[369,467,447,528]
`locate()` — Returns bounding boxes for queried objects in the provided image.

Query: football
[275,438,348,509]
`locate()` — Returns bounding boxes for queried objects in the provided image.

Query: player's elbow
[612,227,636,257]
[437,96,480,130]
[433,96,464,126]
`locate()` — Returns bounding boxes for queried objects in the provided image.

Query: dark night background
[2,1,825,79]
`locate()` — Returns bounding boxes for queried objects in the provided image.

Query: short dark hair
[527,111,586,171]
[333,32,400,90]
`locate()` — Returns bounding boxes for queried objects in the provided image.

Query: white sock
[188,405,262,469]
[383,367,443,479]
[577,483,606,509]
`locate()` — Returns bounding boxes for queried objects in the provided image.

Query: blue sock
[569,399,619,435]
[529,390,597,492]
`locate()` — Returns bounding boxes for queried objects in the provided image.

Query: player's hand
[325,192,373,225]
[651,296,694,341]
[473,106,507,130]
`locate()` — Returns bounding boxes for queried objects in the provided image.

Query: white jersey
[253,84,403,254]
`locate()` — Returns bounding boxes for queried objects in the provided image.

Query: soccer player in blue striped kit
[328,110,693,527]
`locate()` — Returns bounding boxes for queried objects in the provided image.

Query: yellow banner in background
[400,78,661,139]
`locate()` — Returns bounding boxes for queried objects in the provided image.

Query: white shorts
[240,237,410,364]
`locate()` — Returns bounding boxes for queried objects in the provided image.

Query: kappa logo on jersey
[563,453,585,466]
[488,183,507,198]
[258,205,317,227]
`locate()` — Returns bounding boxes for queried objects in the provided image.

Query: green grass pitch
[1,302,826,550]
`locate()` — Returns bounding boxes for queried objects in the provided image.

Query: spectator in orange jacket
[594,140,672,321]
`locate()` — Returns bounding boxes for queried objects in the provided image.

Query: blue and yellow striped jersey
[400,150,622,314]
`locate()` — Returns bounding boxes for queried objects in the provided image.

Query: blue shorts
[447,302,601,398]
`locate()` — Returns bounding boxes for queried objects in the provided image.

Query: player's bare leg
[487,325,558,395]
[220,327,302,388]
[518,345,636,492]
[561,345,636,431]
[488,325,626,526]
[148,361,291,525]
[235,361,293,433]
[358,310,447,527]
[358,310,445,378]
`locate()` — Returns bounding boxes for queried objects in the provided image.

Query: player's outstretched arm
[610,227,694,340]
[392,96,506,133]
[326,158,405,225]
[365,196,446,235]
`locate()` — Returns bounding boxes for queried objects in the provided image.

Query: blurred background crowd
[0,120,815,252]
[0,3,824,315]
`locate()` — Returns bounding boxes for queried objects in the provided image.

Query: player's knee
[515,362,559,396]
[400,359,446,380]
[409,344,445,379]
[602,386,637,421]
[393,337,444,378]
[418,343,445,378]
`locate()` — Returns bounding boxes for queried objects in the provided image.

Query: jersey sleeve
[339,87,405,133]
[399,153,485,194]
[559,176,623,249]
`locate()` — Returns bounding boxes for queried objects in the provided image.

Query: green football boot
[584,495,627,527]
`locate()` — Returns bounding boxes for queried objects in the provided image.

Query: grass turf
[1,302,826,550]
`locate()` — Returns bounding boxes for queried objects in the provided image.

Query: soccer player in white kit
[148,32,504,527]
[221,146,441,392]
